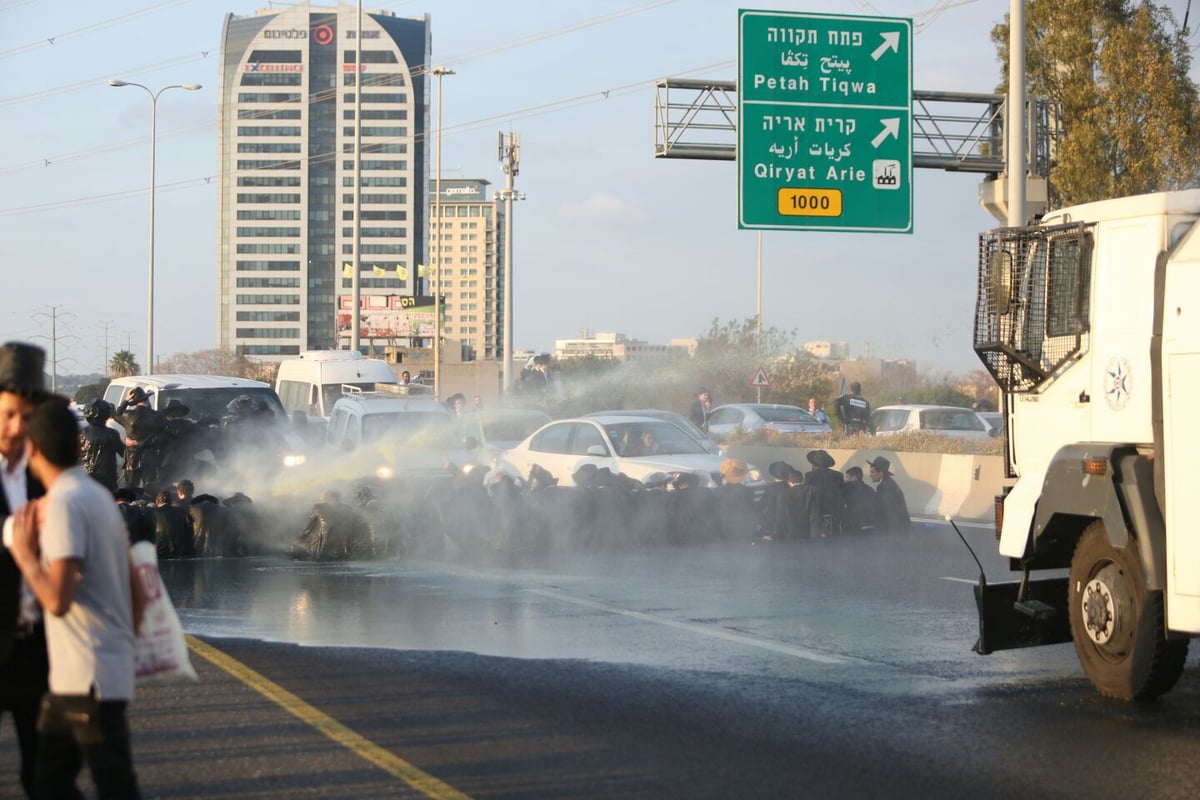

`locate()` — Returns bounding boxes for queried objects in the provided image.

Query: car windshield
[753,406,820,424]
[482,412,549,443]
[159,387,284,423]
[604,421,707,457]
[364,412,452,445]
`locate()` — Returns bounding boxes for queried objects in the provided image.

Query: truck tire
[1068,521,1188,700]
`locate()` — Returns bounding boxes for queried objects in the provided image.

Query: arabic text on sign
[777,189,843,218]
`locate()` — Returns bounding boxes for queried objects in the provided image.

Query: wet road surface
[4,521,1200,798]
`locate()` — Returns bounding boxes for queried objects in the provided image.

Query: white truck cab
[275,350,399,422]
[972,189,1200,699]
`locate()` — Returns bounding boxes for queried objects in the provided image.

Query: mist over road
[133,522,1200,798]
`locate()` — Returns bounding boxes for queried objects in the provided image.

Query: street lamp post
[430,66,454,401]
[497,131,522,397]
[108,79,201,375]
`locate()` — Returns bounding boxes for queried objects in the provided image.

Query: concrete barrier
[726,445,1004,524]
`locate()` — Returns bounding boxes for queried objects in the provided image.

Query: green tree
[73,379,110,403]
[109,350,139,378]
[993,0,1200,206]
[691,317,796,406]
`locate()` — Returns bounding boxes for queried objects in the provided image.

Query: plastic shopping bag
[129,541,198,682]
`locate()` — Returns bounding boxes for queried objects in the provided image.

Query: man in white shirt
[10,396,143,799]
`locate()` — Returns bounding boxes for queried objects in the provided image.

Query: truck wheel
[1068,521,1188,700]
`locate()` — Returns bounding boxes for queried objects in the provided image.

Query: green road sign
[737,9,913,233]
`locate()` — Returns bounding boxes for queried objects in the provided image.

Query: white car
[498,415,738,487]
[871,404,993,439]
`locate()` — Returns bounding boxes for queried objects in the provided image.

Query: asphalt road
[4,521,1200,798]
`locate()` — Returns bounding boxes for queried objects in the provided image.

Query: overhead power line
[0,0,192,60]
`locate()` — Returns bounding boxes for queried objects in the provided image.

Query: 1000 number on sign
[777,188,842,217]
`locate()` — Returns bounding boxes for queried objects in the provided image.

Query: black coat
[0,467,44,663]
[80,422,124,493]
[875,475,911,530]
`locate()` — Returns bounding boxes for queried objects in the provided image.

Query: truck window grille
[974,222,1092,393]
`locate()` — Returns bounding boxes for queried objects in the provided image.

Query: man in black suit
[0,342,50,798]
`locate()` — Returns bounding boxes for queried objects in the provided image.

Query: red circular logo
[313,24,334,46]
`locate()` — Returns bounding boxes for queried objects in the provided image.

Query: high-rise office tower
[217,5,429,358]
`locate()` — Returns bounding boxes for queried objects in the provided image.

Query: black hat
[83,398,114,423]
[162,398,191,418]
[806,449,835,469]
[0,342,48,398]
[767,461,792,480]
[124,386,149,405]
[866,456,892,475]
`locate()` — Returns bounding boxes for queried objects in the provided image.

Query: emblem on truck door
[1104,356,1131,411]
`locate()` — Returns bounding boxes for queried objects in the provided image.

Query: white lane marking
[526,587,848,665]
[939,576,980,585]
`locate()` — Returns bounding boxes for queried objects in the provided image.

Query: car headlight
[282,453,307,468]
[375,465,394,480]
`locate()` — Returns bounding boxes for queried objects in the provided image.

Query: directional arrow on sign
[871,31,900,61]
[871,117,900,148]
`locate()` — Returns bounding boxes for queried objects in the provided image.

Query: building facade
[554,331,694,362]
[217,6,430,359]
[428,178,505,361]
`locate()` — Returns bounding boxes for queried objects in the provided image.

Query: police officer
[835,381,874,435]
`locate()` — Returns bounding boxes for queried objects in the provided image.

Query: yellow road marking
[186,636,472,800]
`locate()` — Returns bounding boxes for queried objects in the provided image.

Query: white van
[102,374,287,422]
[275,350,398,421]
[103,373,310,473]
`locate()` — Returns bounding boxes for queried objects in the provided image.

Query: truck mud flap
[972,576,1071,654]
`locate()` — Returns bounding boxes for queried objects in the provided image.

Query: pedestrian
[758,461,792,541]
[834,381,873,435]
[688,387,713,432]
[154,489,193,559]
[79,398,124,495]
[157,398,199,487]
[0,342,51,799]
[841,466,881,531]
[715,458,758,541]
[472,394,483,412]
[9,396,144,799]
[805,449,844,538]
[446,393,466,418]
[807,397,830,425]
[867,456,910,531]
[115,386,167,490]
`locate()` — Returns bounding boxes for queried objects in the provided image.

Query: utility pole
[351,0,364,353]
[99,320,115,376]
[31,305,77,394]
[497,131,522,397]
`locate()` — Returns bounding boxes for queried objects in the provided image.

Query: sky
[1,0,1196,379]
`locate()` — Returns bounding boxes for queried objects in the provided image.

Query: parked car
[585,409,722,455]
[870,404,993,439]
[452,408,553,469]
[499,415,751,487]
[705,403,832,441]
[976,411,1003,437]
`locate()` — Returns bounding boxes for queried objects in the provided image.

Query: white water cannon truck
[971,190,1200,700]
